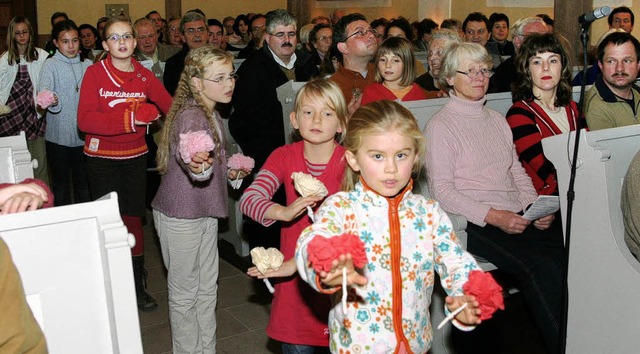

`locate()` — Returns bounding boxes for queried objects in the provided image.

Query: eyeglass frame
[201,73,239,84]
[342,28,377,42]
[184,26,207,35]
[455,68,494,78]
[14,30,30,36]
[106,33,135,42]
[316,35,332,42]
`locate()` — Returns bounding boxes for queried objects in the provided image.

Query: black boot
[132,255,158,312]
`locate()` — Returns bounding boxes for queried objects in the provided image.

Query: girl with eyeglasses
[0,16,50,184]
[77,14,172,313]
[153,47,245,354]
[361,37,434,105]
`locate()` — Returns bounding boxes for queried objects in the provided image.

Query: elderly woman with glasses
[308,23,332,67]
[507,33,581,196]
[424,42,565,354]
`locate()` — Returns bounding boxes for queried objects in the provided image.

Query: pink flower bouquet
[227,153,255,172]
[227,153,254,189]
[36,90,56,109]
[178,130,215,164]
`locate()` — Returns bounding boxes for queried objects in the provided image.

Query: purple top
[152,99,229,219]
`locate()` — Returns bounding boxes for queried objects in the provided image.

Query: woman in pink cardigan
[423,42,565,354]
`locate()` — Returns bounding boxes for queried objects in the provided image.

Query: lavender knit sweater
[151,99,229,219]
[424,93,538,227]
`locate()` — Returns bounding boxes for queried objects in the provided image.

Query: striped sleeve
[239,169,282,227]
[506,104,555,194]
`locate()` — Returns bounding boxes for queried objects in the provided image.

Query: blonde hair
[291,79,348,143]
[157,46,234,174]
[6,17,38,65]
[437,42,493,91]
[342,100,425,191]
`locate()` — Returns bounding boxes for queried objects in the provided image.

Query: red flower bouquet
[134,103,159,123]
[307,233,367,273]
[463,270,505,320]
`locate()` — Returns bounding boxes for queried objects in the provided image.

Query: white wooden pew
[0,192,142,353]
[543,125,640,353]
[0,131,37,183]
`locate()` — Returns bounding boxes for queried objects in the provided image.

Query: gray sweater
[38,51,91,147]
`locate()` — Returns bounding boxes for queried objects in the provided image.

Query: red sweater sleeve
[145,74,172,115]
[0,178,54,208]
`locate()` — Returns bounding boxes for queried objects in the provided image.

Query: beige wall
[37,0,165,30]
[33,0,635,45]
[182,0,286,22]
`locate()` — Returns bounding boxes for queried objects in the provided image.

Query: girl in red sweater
[242,79,347,353]
[361,37,434,105]
[77,15,172,312]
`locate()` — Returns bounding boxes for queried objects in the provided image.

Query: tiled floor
[139,215,282,354]
[139,214,546,354]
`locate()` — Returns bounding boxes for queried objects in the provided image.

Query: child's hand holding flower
[179,131,215,174]
[227,153,255,189]
[134,103,160,125]
[36,90,58,109]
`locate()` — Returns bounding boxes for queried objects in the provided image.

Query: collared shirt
[268,46,297,70]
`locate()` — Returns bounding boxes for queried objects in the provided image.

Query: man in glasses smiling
[163,11,208,95]
[330,13,378,113]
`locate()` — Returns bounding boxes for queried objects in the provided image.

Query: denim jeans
[281,343,330,354]
[466,217,565,354]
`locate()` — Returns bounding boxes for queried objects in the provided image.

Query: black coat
[229,46,319,169]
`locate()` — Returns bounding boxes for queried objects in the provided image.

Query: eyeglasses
[343,28,377,42]
[270,31,296,39]
[201,73,238,84]
[15,30,29,36]
[317,36,332,42]
[106,33,134,42]
[184,27,207,35]
[456,68,494,78]
[169,26,179,32]
[252,24,265,32]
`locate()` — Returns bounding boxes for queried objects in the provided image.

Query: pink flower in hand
[36,90,56,109]
[178,130,215,164]
[463,270,505,320]
[227,153,255,172]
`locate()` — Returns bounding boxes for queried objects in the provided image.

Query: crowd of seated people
[3,5,640,354]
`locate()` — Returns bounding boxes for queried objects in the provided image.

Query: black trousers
[45,141,91,206]
[467,217,565,354]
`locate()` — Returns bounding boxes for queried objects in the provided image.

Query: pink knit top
[423,93,538,226]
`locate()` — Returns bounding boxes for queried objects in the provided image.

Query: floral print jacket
[296,181,479,354]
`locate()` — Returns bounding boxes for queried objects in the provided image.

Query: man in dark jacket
[230,9,318,170]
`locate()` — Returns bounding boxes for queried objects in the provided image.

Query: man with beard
[585,32,640,130]
[229,9,318,250]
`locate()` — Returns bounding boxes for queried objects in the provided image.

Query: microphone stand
[560,19,591,354]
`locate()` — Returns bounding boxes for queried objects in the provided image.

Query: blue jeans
[281,343,329,354]
[466,217,565,354]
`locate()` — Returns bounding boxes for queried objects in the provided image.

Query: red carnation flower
[308,233,368,273]
[135,103,159,123]
[463,270,505,320]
